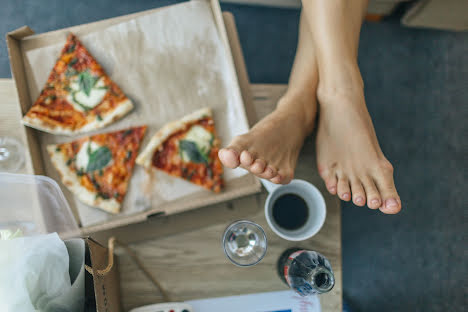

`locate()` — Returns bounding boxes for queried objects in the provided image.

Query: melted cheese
[181,125,213,162]
[67,77,107,112]
[75,140,101,171]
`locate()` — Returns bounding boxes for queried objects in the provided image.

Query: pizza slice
[23,33,133,135]
[136,108,224,192]
[47,126,147,213]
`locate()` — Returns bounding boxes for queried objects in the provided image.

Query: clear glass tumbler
[0,137,24,173]
[222,220,267,267]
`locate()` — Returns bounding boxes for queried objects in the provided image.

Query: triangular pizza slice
[23,33,133,135]
[136,108,224,192]
[47,126,147,213]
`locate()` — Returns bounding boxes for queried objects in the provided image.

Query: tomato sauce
[58,126,147,201]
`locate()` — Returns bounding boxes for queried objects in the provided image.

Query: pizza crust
[136,107,212,169]
[47,145,120,214]
[22,99,133,135]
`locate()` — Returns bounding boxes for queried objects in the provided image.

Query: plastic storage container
[0,173,78,235]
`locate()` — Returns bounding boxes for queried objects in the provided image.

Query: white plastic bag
[0,232,73,311]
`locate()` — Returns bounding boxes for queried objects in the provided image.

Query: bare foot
[316,82,401,214]
[219,95,316,184]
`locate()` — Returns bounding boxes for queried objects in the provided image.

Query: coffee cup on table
[262,179,326,241]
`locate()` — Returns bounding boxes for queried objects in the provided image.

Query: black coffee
[272,193,309,230]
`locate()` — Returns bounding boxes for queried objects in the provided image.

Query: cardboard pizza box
[6,0,262,240]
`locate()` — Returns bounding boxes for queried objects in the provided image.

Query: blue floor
[1,1,466,311]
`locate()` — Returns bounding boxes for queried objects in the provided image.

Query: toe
[270,175,282,184]
[258,166,277,180]
[279,172,293,184]
[361,176,381,209]
[271,169,294,185]
[337,175,351,201]
[380,197,401,214]
[239,150,254,167]
[218,148,240,169]
[373,161,401,214]
[350,179,366,207]
[249,159,267,175]
[318,165,338,195]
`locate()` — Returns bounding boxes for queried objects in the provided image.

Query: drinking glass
[222,220,267,267]
[0,137,24,173]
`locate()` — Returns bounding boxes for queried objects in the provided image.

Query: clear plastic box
[0,173,78,235]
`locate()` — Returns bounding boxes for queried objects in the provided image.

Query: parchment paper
[22,1,250,226]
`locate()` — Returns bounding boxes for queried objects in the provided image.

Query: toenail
[385,198,398,209]
[355,196,364,204]
[271,176,281,184]
[220,148,235,157]
[240,151,253,165]
[342,193,350,200]
[329,186,336,193]
[371,199,380,206]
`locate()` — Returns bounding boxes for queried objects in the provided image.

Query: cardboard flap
[6,27,46,176]
[86,237,122,312]
[6,26,35,114]
[222,12,257,127]
[7,26,35,39]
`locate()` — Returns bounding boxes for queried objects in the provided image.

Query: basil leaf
[86,146,112,172]
[67,43,75,53]
[125,150,132,161]
[122,129,132,138]
[65,68,77,77]
[68,57,78,66]
[187,171,195,181]
[78,71,98,96]
[90,174,100,190]
[179,140,208,164]
[95,192,109,200]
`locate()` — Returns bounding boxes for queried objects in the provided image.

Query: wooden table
[0,79,342,311]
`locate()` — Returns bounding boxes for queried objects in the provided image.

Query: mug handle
[261,179,280,193]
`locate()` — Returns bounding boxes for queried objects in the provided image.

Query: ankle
[318,60,363,90]
[317,62,365,107]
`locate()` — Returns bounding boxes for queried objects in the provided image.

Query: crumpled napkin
[0,231,72,312]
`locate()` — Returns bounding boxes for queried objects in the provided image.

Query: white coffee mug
[263,179,326,241]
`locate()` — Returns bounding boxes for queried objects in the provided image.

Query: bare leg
[219,14,318,184]
[303,0,401,213]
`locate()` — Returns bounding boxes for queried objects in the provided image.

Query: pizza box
[6,0,262,239]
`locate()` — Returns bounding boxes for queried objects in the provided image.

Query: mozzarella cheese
[181,125,213,162]
[67,77,107,112]
[75,140,101,171]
